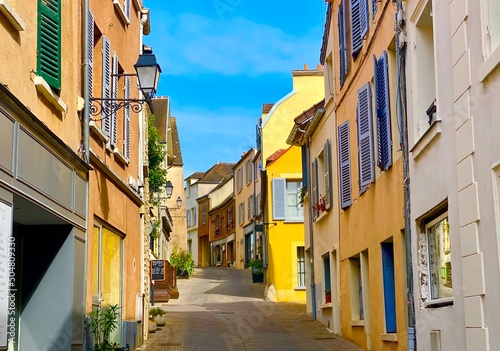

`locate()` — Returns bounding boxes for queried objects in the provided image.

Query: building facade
[185,172,205,266]
[0,1,88,349]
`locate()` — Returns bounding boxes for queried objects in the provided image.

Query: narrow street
[137,268,361,351]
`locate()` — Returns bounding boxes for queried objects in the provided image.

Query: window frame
[37,0,61,90]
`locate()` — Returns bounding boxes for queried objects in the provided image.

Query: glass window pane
[428,217,452,300]
[101,228,122,307]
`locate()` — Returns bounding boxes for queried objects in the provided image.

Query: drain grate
[158,342,182,346]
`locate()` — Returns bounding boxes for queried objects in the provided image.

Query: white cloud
[150,14,319,76]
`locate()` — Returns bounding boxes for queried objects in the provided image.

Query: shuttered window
[102,36,112,136]
[338,121,352,209]
[323,140,333,210]
[124,0,131,22]
[111,52,119,146]
[37,0,61,90]
[311,158,318,220]
[272,178,286,220]
[381,242,397,333]
[87,10,95,119]
[374,52,392,171]
[357,83,374,194]
[351,0,369,59]
[124,76,131,160]
[372,0,378,17]
[338,1,348,87]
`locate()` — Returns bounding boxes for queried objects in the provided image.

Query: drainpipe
[395,2,416,350]
[82,0,90,348]
[305,138,316,319]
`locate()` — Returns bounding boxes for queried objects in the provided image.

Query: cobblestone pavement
[136,268,362,351]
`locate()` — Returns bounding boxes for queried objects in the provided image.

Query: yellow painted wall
[262,70,324,163]
[265,146,305,302]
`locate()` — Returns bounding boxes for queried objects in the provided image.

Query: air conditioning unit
[128,176,138,191]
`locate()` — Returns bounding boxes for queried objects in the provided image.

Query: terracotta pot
[148,320,157,333]
[155,314,167,326]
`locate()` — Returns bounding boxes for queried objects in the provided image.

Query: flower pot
[325,295,331,303]
[148,320,157,333]
[252,272,264,283]
[155,314,167,326]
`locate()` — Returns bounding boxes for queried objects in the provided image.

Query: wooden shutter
[382,243,397,333]
[87,10,94,119]
[272,178,286,220]
[374,52,392,171]
[372,0,378,18]
[351,0,369,59]
[124,0,131,22]
[102,36,111,136]
[37,0,61,89]
[111,52,119,146]
[338,1,348,87]
[357,83,374,193]
[338,121,352,209]
[311,158,319,219]
[324,140,333,210]
[124,76,131,160]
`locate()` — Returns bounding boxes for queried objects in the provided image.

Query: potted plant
[248,258,264,283]
[148,307,158,333]
[87,304,123,351]
[325,289,332,303]
[150,306,167,326]
[170,247,195,278]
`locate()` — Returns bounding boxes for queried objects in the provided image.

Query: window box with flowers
[313,195,327,213]
[324,289,332,303]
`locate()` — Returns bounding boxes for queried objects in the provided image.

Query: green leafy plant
[150,221,161,239]
[248,258,264,274]
[87,304,121,351]
[149,306,166,320]
[170,247,194,277]
[148,114,167,196]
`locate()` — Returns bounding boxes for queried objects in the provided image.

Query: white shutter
[124,0,131,22]
[111,52,119,146]
[272,178,286,220]
[102,36,111,136]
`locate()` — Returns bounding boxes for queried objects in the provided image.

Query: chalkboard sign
[151,260,165,281]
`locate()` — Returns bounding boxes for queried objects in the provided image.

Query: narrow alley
[137,268,361,351]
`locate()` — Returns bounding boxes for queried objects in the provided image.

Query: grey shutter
[338,121,352,209]
[111,52,119,146]
[351,0,369,59]
[272,178,286,220]
[311,159,318,219]
[102,36,111,136]
[374,52,392,171]
[124,0,131,22]
[338,1,348,87]
[357,83,375,193]
[124,76,131,160]
[324,140,333,210]
[87,10,94,119]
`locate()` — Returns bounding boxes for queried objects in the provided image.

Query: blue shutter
[87,10,94,119]
[372,0,378,17]
[338,121,352,209]
[338,2,348,87]
[272,178,286,220]
[111,52,119,146]
[351,0,369,59]
[102,36,111,136]
[124,76,131,160]
[374,52,392,171]
[382,242,397,333]
[324,140,333,210]
[357,83,374,193]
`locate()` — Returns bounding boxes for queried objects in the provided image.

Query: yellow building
[321,1,407,350]
[264,147,306,302]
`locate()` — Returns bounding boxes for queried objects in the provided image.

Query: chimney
[317,64,323,69]
[303,63,309,70]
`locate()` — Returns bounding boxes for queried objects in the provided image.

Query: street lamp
[89,47,162,116]
[165,181,173,199]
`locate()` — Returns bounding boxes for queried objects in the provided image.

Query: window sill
[479,45,500,82]
[34,76,67,112]
[319,302,332,309]
[284,219,304,224]
[294,286,306,291]
[113,0,130,24]
[89,121,109,142]
[424,297,454,308]
[0,0,25,31]
[114,148,129,165]
[350,320,365,327]
[314,210,328,223]
[410,120,442,160]
[132,0,141,10]
[380,333,398,342]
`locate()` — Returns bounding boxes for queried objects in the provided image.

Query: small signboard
[151,260,165,281]
[254,224,263,232]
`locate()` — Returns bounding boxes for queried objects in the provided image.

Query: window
[239,168,243,191]
[323,254,331,303]
[201,203,207,224]
[426,214,452,301]
[485,0,500,55]
[235,169,239,192]
[349,256,363,320]
[37,0,61,90]
[191,207,196,226]
[338,0,348,87]
[242,202,245,223]
[297,247,306,288]
[338,121,352,209]
[381,242,397,333]
[214,214,221,236]
[311,140,333,219]
[350,0,369,59]
[272,178,303,221]
[373,51,392,171]
[357,82,375,194]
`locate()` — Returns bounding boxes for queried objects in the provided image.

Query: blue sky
[143,1,328,178]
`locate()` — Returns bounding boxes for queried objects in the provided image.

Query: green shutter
[37,0,61,90]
